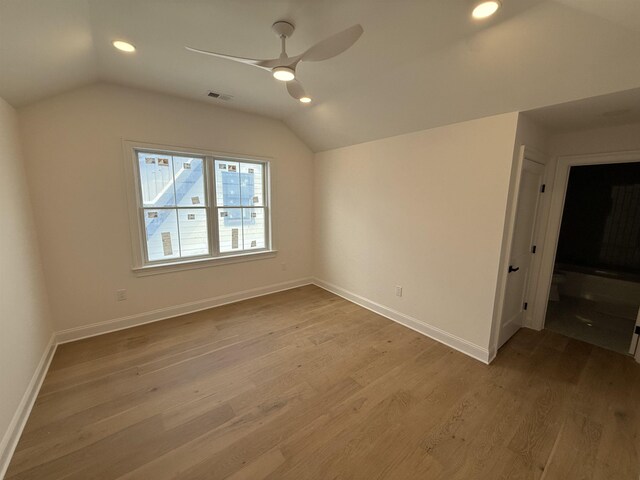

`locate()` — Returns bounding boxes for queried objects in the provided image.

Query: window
[126,143,272,272]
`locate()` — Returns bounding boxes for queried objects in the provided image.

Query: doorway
[532,151,640,360]
[544,162,640,354]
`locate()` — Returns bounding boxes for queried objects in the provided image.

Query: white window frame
[123,140,275,276]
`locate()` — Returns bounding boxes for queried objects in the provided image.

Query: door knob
[508,265,520,273]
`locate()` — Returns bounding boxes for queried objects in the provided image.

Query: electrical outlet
[395,286,403,297]
[116,289,127,301]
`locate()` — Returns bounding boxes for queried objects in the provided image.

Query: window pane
[241,163,264,206]
[144,209,179,262]
[177,208,209,258]
[217,208,243,253]
[243,208,265,250]
[138,152,176,207]
[215,160,240,206]
[173,156,206,207]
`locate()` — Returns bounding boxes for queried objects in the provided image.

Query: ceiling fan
[186,21,364,103]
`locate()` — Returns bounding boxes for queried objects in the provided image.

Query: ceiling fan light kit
[186,20,364,103]
[272,66,295,82]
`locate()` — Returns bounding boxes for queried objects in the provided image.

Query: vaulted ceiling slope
[1,0,640,152]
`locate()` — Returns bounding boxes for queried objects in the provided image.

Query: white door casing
[631,307,640,363]
[498,159,546,348]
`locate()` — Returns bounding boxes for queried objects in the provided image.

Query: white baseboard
[312,278,491,364]
[56,277,313,344]
[0,333,57,480]
[487,348,497,364]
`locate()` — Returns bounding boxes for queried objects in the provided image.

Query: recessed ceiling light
[272,66,295,82]
[299,96,312,103]
[472,1,501,19]
[112,40,136,53]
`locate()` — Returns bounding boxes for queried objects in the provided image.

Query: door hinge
[635,325,640,335]
[540,184,546,193]
[532,245,537,254]
[523,302,528,310]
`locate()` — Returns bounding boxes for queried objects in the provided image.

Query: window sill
[132,250,278,277]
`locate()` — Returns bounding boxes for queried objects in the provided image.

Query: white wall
[314,113,520,358]
[0,98,53,471]
[514,115,550,156]
[489,114,550,348]
[549,122,640,157]
[18,83,314,333]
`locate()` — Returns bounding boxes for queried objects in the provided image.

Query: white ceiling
[524,87,640,133]
[1,0,640,151]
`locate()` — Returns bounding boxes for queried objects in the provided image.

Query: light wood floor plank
[5,285,639,479]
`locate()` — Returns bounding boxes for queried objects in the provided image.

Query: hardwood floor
[5,285,639,479]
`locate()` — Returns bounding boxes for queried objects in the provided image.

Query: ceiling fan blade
[300,24,363,62]
[185,46,275,71]
[286,80,307,100]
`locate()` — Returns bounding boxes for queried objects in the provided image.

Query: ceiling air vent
[207,91,233,101]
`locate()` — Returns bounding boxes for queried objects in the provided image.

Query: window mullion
[239,162,245,252]
[263,165,270,250]
[207,156,220,256]
[170,156,183,258]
